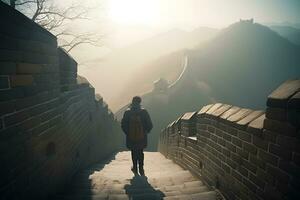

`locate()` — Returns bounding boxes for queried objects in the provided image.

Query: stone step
[163,191,216,200]
[54,152,216,200]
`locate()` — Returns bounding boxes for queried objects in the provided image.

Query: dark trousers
[131,148,144,168]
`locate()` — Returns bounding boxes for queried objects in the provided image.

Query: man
[121,96,153,176]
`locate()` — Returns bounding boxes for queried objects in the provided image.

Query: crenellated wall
[0,2,123,199]
[159,79,300,200]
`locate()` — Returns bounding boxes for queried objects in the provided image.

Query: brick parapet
[0,3,123,199]
[159,80,300,200]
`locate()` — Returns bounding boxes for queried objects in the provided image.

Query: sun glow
[108,0,160,25]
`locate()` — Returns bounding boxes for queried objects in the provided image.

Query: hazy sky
[102,0,300,48]
[107,0,300,28]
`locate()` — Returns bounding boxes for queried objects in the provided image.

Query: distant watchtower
[153,78,168,93]
[239,18,254,24]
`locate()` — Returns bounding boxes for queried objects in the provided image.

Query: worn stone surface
[181,112,197,120]
[267,79,300,108]
[227,109,252,122]
[247,114,265,135]
[206,103,223,115]
[54,151,216,200]
[211,104,232,117]
[237,110,264,126]
[220,106,240,120]
[198,104,213,115]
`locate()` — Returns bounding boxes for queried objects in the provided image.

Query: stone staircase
[53,151,219,200]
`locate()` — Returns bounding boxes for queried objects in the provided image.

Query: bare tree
[5,0,103,52]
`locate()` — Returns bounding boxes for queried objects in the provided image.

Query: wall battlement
[0,2,123,199]
[159,79,300,200]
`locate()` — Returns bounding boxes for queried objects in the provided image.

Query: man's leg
[131,149,138,174]
[138,148,145,175]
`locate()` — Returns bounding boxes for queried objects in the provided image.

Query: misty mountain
[117,20,300,151]
[269,25,300,45]
[80,27,218,111]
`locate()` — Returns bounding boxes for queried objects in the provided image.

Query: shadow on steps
[124,175,165,200]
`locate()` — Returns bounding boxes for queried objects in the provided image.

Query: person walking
[121,96,153,176]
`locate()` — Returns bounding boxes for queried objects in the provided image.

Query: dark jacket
[121,105,153,149]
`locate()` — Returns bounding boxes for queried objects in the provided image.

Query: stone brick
[222,147,231,157]
[0,75,10,89]
[277,135,300,153]
[243,142,257,155]
[4,110,30,127]
[18,116,41,130]
[253,135,269,151]
[264,118,297,136]
[238,130,252,142]
[237,147,249,160]
[262,130,277,143]
[249,154,265,170]
[0,62,16,75]
[237,110,264,127]
[220,106,241,120]
[249,173,266,189]
[222,132,232,141]
[278,160,300,179]
[242,159,257,173]
[207,126,215,133]
[217,138,226,147]
[206,103,223,115]
[15,96,38,111]
[259,150,279,166]
[0,49,22,62]
[0,100,15,116]
[225,141,236,152]
[16,63,42,74]
[247,114,265,136]
[288,91,300,110]
[242,178,257,193]
[232,170,243,182]
[257,168,275,185]
[197,104,213,115]
[269,143,292,160]
[226,126,238,136]
[232,137,242,148]
[238,166,249,177]
[221,162,231,173]
[211,104,232,117]
[266,107,288,121]
[267,165,290,184]
[227,108,252,122]
[267,79,300,108]
[231,152,243,165]
[10,75,34,87]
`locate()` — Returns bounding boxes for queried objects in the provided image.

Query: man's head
[132,96,142,105]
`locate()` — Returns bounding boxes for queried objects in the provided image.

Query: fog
[28,0,300,111]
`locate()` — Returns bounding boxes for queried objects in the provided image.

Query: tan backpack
[128,112,144,142]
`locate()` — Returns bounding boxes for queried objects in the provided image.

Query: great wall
[0,2,299,200]
[0,2,123,199]
[158,79,300,200]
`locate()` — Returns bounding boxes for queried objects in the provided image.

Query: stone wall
[158,79,300,200]
[0,2,123,199]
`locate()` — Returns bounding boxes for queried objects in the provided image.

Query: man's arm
[144,110,153,133]
[121,111,129,135]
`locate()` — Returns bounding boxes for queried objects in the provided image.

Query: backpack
[128,112,144,142]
